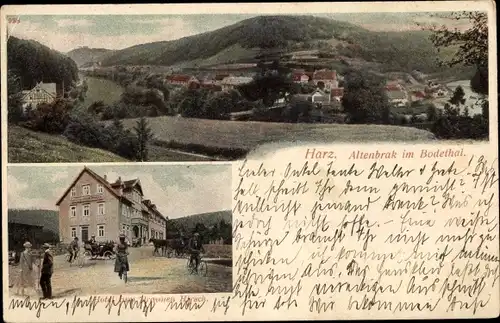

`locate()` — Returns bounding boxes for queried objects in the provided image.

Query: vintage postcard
[1,1,498,322]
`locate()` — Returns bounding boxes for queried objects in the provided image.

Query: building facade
[20,82,58,112]
[56,167,167,244]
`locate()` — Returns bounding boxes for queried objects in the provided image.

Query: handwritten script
[231,146,499,319]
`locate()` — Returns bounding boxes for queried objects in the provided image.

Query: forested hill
[101,15,449,73]
[66,46,115,67]
[7,37,79,92]
[8,209,59,234]
[169,210,232,232]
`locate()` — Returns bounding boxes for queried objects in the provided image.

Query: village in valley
[7,13,489,163]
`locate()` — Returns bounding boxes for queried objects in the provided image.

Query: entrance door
[81,226,89,242]
[133,226,139,238]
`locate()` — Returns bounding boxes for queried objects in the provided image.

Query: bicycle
[120,262,128,283]
[117,255,128,283]
[186,254,207,276]
[66,249,91,268]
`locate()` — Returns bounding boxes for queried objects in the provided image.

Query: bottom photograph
[6,163,233,298]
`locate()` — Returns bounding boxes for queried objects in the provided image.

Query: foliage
[23,99,73,134]
[134,117,155,161]
[449,85,466,107]
[341,69,390,124]
[63,114,140,160]
[7,37,78,92]
[167,210,232,245]
[425,11,489,140]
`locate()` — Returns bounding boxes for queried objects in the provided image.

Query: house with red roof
[292,72,310,84]
[312,70,339,91]
[166,74,200,87]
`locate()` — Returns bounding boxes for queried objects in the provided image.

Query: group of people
[12,241,54,299]
[12,231,205,299]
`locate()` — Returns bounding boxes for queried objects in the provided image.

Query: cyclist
[188,233,205,273]
[67,237,79,263]
[114,233,129,280]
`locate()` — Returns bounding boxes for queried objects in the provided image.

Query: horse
[149,238,168,256]
[149,238,188,257]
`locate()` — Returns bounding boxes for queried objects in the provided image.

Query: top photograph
[3,9,491,163]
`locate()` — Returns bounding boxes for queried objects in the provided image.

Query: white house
[292,73,310,84]
[311,89,331,104]
[20,82,58,112]
[312,70,338,92]
[220,76,253,91]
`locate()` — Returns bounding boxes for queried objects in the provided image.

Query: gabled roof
[313,70,337,81]
[166,74,195,83]
[21,83,57,101]
[292,73,310,81]
[55,167,132,206]
[112,178,144,196]
[142,199,167,221]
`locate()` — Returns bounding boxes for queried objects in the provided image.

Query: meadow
[78,75,124,110]
[119,116,437,154]
[8,125,128,163]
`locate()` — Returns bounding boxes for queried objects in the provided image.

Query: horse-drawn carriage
[83,241,116,260]
[149,238,189,258]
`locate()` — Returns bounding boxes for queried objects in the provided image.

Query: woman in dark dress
[114,234,129,279]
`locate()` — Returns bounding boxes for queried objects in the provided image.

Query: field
[8,125,128,163]
[78,75,124,109]
[119,116,436,152]
[204,244,232,259]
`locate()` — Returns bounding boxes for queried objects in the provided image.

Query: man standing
[40,243,53,300]
[188,233,205,273]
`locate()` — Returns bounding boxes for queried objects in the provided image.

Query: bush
[23,99,72,134]
[63,116,140,160]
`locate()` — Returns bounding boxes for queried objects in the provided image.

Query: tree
[341,69,390,124]
[426,104,439,122]
[424,12,489,140]
[449,86,466,106]
[134,117,155,161]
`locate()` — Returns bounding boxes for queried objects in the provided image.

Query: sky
[6,12,475,53]
[7,164,232,219]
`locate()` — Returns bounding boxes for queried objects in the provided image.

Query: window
[97,225,105,237]
[122,224,126,232]
[71,227,77,238]
[71,187,76,197]
[70,206,76,217]
[121,205,126,217]
[156,231,159,239]
[83,204,90,216]
[98,203,105,215]
[82,184,90,196]
[97,184,104,194]
[126,225,130,233]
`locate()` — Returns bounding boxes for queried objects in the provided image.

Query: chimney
[104,175,107,182]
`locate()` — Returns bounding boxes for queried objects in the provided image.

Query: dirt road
[8,246,232,298]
